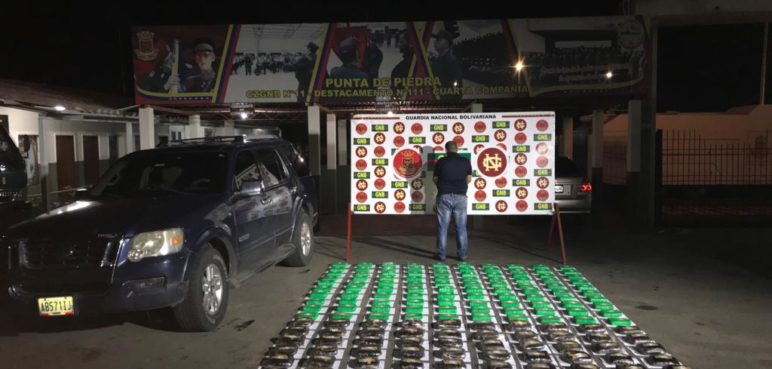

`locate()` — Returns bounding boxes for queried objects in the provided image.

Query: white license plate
[555,185,564,193]
[37,296,75,317]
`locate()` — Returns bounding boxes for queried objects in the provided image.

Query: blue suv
[4,136,318,331]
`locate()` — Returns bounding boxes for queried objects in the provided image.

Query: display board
[350,112,555,215]
[257,263,689,369]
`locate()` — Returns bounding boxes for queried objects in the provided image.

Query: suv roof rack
[159,135,281,147]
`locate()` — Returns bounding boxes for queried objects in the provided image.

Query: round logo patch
[393,136,405,147]
[474,121,486,133]
[515,119,527,131]
[394,189,406,201]
[411,179,424,190]
[536,189,549,201]
[494,129,507,142]
[475,190,487,202]
[355,146,367,158]
[516,200,528,212]
[515,133,527,144]
[536,143,549,155]
[374,166,386,178]
[434,146,445,153]
[374,179,386,190]
[477,147,507,177]
[536,156,549,168]
[497,143,508,152]
[453,136,465,147]
[393,149,423,179]
[495,177,507,188]
[394,202,406,213]
[413,145,423,154]
[411,191,424,202]
[355,159,367,171]
[374,133,386,145]
[356,179,368,191]
[515,166,527,178]
[355,123,367,135]
[536,119,549,132]
[452,122,465,134]
[411,123,423,135]
[515,187,528,199]
[374,202,386,214]
[374,146,386,158]
[356,191,368,203]
[474,144,485,155]
[514,153,528,165]
[537,177,550,189]
[394,122,405,134]
[495,200,508,213]
[433,132,445,144]
[474,177,487,190]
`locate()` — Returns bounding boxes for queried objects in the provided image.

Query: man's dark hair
[192,37,216,53]
[445,141,458,152]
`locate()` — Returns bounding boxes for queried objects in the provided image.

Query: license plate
[555,185,564,193]
[37,296,75,317]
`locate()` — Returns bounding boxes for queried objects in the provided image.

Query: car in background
[4,136,318,331]
[555,156,592,214]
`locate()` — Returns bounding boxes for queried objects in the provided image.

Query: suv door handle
[261,197,273,205]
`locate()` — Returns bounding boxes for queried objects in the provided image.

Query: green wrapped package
[337,304,357,313]
[331,311,354,320]
[601,310,623,319]
[609,318,632,327]
[296,311,317,320]
[437,314,458,321]
[567,309,590,318]
[404,312,423,320]
[438,299,455,307]
[438,307,457,315]
[369,312,390,321]
[575,317,598,325]
[507,313,529,322]
[538,316,563,324]
[372,300,391,309]
[405,307,424,314]
[500,300,521,309]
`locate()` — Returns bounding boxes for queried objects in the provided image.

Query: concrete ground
[0,216,771,369]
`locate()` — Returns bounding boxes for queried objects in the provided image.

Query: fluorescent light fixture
[54,105,66,111]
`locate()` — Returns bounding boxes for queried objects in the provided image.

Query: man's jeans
[436,193,468,260]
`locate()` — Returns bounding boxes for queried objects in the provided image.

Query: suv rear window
[556,157,583,177]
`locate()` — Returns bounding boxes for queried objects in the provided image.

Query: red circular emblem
[374,202,387,214]
[434,146,445,153]
[394,189,406,201]
[515,187,528,199]
[394,202,406,213]
[374,166,386,178]
[411,123,423,135]
[475,190,487,202]
[394,122,405,134]
[474,177,487,190]
[515,153,527,165]
[537,177,550,189]
[494,129,507,142]
[433,132,445,144]
[515,119,527,131]
[515,133,527,144]
[453,136,465,147]
[355,146,367,158]
[374,133,386,145]
[394,136,405,147]
[356,179,368,191]
[452,122,465,134]
[473,144,485,155]
[374,179,386,190]
[356,191,368,203]
[495,200,508,213]
[374,146,386,158]
[411,179,424,190]
[495,177,507,188]
[413,145,423,154]
[516,200,528,212]
[537,189,549,201]
[536,143,549,155]
[356,123,367,135]
[536,119,549,132]
[515,166,527,178]
[474,121,486,133]
[536,156,549,168]
[393,149,423,179]
[411,191,424,202]
[497,143,508,152]
[477,147,507,178]
[356,159,367,171]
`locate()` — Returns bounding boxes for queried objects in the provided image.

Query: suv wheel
[283,213,314,266]
[173,244,229,331]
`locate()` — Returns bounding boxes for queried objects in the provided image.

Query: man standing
[433,141,472,261]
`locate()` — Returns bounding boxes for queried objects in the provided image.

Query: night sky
[1,1,769,112]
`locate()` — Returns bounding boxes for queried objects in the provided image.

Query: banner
[131,16,646,105]
[350,112,555,215]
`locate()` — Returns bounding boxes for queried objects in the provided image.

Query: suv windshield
[90,151,228,198]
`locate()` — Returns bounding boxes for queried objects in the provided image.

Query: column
[139,107,155,149]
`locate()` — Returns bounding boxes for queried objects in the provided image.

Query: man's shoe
[435,254,447,262]
[458,255,468,262]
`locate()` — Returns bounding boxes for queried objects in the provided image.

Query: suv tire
[173,244,229,331]
[283,213,314,266]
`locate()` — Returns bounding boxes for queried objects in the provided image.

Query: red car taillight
[580,178,592,193]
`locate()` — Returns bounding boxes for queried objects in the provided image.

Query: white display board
[350,112,555,215]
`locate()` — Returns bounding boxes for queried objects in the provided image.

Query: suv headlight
[127,228,185,262]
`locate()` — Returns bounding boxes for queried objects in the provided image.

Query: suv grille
[21,238,120,270]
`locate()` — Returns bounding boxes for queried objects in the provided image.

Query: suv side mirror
[240,179,264,197]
